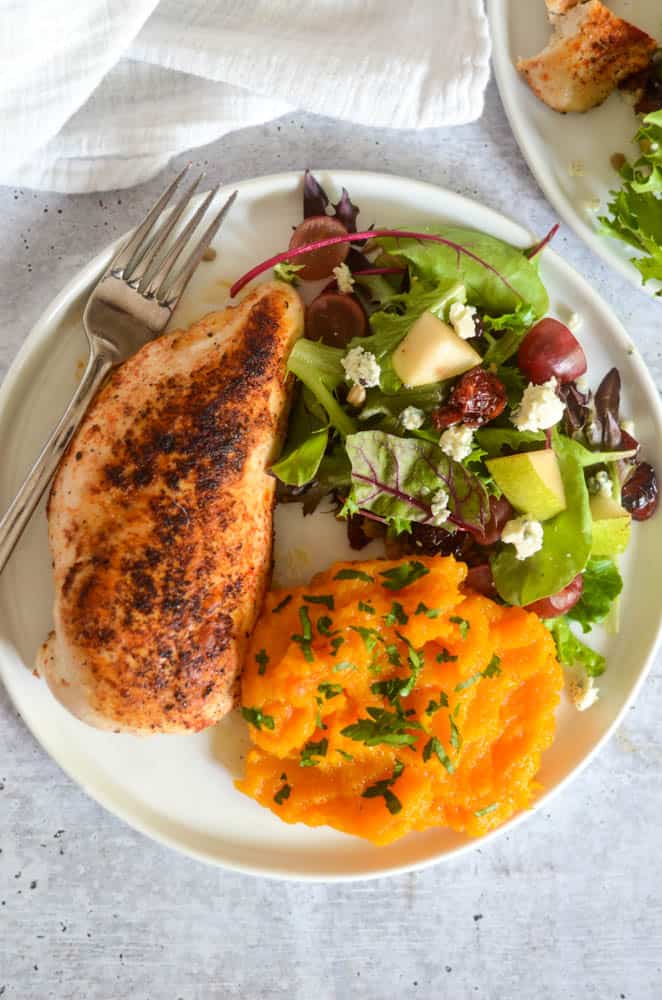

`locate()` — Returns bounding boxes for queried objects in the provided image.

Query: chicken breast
[545,0,581,15]
[518,0,656,113]
[40,281,304,734]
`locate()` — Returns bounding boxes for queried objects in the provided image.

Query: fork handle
[0,347,115,575]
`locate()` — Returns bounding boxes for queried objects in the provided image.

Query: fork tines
[109,166,237,310]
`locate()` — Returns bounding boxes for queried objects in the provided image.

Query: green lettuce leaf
[359,384,444,423]
[287,339,357,438]
[271,428,329,486]
[375,226,549,319]
[567,558,623,634]
[343,430,490,532]
[475,427,546,457]
[598,111,662,290]
[490,432,592,605]
[546,617,606,678]
[482,305,538,366]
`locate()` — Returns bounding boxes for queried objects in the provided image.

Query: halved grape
[464,563,498,599]
[471,495,515,547]
[518,318,587,385]
[525,574,583,618]
[306,292,367,347]
[288,216,349,280]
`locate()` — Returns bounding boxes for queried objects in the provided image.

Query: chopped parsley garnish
[330,636,345,656]
[304,593,334,610]
[272,594,292,614]
[379,560,430,591]
[317,616,336,636]
[415,602,441,619]
[241,706,275,731]
[449,716,462,751]
[371,677,411,704]
[341,705,422,747]
[455,655,502,691]
[384,602,408,626]
[384,643,401,667]
[358,600,375,615]
[425,692,449,715]
[422,736,455,773]
[349,625,380,652]
[436,648,458,664]
[474,803,499,817]
[291,606,314,662]
[318,682,343,700]
[455,673,482,692]
[255,649,269,676]
[361,760,405,814]
[300,738,329,767]
[450,615,470,639]
[334,568,375,583]
[336,748,354,761]
[333,660,356,673]
[483,654,502,678]
[274,782,291,805]
[394,631,424,697]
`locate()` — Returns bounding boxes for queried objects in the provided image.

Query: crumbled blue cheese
[588,470,613,498]
[565,667,600,712]
[448,301,477,340]
[333,262,355,294]
[511,377,564,432]
[400,406,425,431]
[575,374,589,394]
[439,423,474,462]
[501,515,544,560]
[429,488,450,525]
[341,346,381,387]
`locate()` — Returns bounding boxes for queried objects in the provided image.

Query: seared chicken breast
[518,0,656,113]
[40,282,303,734]
[545,0,581,15]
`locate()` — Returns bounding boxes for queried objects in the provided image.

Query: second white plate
[489,0,662,298]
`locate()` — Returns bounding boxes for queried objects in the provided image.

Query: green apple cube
[486,449,566,522]
[590,494,631,556]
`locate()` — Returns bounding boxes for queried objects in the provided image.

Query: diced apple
[590,494,631,556]
[392,310,482,388]
[487,449,566,521]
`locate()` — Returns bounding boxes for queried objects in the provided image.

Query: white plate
[1,170,661,882]
[489,0,662,297]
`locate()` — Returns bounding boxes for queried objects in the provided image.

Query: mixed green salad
[600,104,662,291]
[232,172,659,710]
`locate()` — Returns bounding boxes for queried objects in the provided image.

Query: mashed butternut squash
[236,556,563,845]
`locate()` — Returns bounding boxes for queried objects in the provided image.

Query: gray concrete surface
[1,82,661,1000]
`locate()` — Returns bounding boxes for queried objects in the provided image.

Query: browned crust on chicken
[45,282,303,733]
[518,0,656,113]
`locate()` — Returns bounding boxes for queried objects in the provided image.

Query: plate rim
[2,167,662,881]
[487,0,660,298]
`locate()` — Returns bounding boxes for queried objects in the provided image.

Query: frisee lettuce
[599,109,662,291]
[567,558,623,634]
[546,617,606,678]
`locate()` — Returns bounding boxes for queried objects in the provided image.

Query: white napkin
[0,0,491,194]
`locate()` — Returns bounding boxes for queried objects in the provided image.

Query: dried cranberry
[432,368,507,429]
[346,513,372,550]
[397,524,482,564]
[470,495,515,547]
[621,462,659,521]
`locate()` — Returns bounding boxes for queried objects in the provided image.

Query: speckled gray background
[1,83,661,1000]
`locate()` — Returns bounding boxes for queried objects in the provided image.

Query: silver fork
[0,168,237,574]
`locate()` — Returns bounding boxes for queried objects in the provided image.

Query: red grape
[464,563,498,599]
[621,462,659,521]
[525,574,584,618]
[288,216,349,280]
[306,292,366,347]
[517,318,587,385]
[471,495,515,546]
